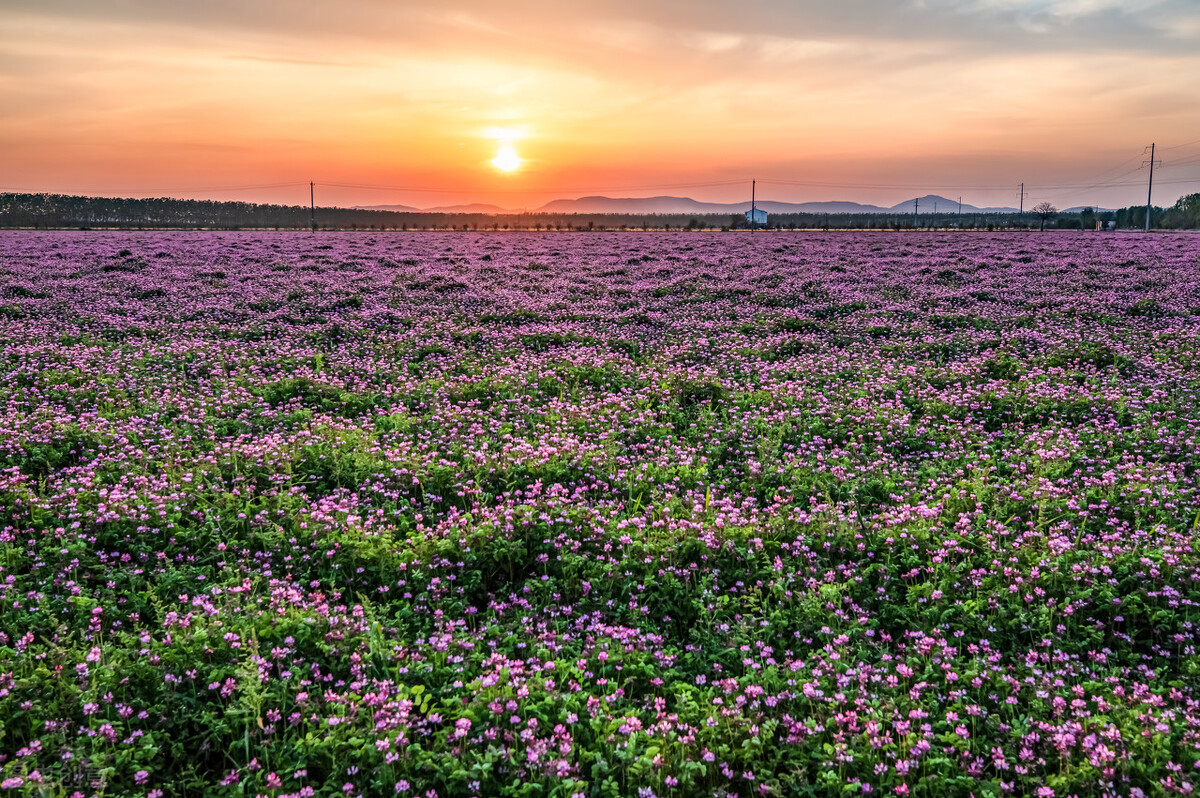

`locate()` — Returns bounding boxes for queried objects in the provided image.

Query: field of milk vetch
[1,230,1199,797]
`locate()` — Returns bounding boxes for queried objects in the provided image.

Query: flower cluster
[0,230,1198,796]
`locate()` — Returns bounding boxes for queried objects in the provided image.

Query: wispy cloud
[230,55,363,68]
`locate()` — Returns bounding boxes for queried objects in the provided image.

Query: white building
[746,208,768,226]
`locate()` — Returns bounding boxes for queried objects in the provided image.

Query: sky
[2,0,1200,211]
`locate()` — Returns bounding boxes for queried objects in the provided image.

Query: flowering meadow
[2,230,1200,798]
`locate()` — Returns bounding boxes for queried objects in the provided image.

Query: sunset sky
[3,0,1200,211]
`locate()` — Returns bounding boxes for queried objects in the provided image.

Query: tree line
[2,192,1198,231]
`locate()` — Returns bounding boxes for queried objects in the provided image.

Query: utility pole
[957,196,962,215]
[751,179,756,234]
[913,197,918,228]
[310,181,316,232]
[1144,143,1160,232]
[1017,183,1028,228]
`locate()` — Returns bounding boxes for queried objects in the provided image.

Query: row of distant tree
[1,192,1198,231]
[1144,193,1200,229]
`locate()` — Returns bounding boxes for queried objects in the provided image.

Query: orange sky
[3,0,1200,210]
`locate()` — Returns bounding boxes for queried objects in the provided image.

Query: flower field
[2,230,1200,797]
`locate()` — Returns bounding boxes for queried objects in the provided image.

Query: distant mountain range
[357,194,1112,215]
[359,195,1116,216]
[531,194,1030,215]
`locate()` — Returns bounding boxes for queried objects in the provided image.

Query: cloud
[2,0,1197,209]
[5,0,1198,55]
[230,55,362,68]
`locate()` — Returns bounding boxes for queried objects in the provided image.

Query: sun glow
[485,124,527,173]
[491,143,522,172]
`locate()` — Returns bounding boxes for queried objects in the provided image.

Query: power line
[1042,151,1146,194]
[1161,138,1200,151]
[325,173,1198,196]
[318,178,749,195]
[756,175,1172,192]
[1034,163,1149,203]
[0,181,309,195]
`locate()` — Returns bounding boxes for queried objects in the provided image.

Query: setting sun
[491,144,522,172]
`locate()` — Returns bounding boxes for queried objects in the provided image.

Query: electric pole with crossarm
[1143,143,1161,232]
